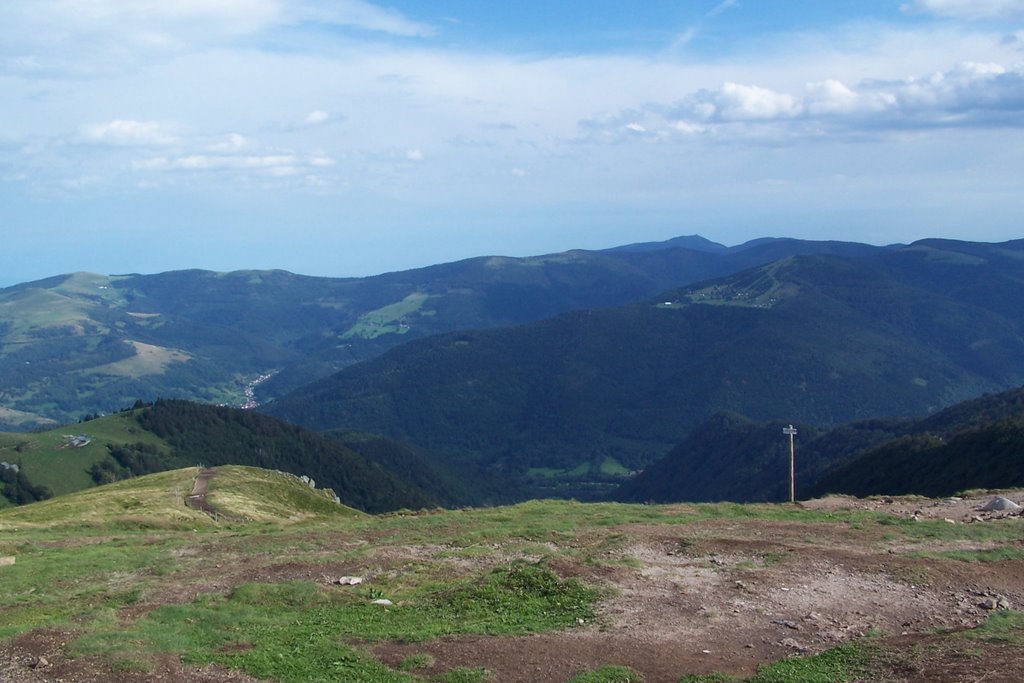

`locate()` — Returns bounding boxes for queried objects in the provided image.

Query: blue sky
[2,0,1023,285]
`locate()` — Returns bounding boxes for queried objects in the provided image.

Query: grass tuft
[569,665,644,682]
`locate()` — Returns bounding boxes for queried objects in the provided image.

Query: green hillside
[0,237,883,429]
[0,409,175,497]
[0,401,483,513]
[267,242,1024,498]
[0,465,359,530]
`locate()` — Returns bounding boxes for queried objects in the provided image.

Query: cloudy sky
[2,0,1023,285]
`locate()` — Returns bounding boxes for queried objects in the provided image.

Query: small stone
[780,638,809,652]
[701,649,711,654]
[31,657,48,669]
[996,597,1012,610]
[734,580,747,590]
[772,619,800,630]
[0,556,15,567]
[943,518,956,525]
[370,598,393,606]
[978,597,999,610]
[335,576,364,586]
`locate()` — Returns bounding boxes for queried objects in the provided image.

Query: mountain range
[0,235,883,431]
[266,239,1024,497]
[3,234,1024,504]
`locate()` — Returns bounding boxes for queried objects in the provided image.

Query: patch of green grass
[912,547,1024,563]
[569,665,644,682]
[966,610,1024,644]
[599,457,631,477]
[399,653,435,670]
[0,534,185,638]
[207,467,362,522]
[679,674,740,683]
[0,468,207,530]
[75,563,597,682]
[1,411,172,496]
[527,467,562,478]
[898,518,1024,544]
[112,658,152,673]
[342,293,430,340]
[749,641,875,682]
[431,667,492,683]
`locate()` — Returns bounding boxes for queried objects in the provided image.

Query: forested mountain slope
[613,385,1024,504]
[267,240,1024,498]
[0,236,880,430]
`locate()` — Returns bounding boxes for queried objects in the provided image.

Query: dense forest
[613,386,1024,503]
[0,463,51,506]
[134,399,444,513]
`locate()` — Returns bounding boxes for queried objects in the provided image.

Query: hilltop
[1,470,1022,682]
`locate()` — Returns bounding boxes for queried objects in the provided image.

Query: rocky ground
[2,490,1022,682]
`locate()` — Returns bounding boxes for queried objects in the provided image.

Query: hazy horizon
[3,0,1022,285]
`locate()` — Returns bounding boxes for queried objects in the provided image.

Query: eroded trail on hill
[185,467,218,516]
[184,468,245,523]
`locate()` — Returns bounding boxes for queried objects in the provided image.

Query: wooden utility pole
[783,425,797,503]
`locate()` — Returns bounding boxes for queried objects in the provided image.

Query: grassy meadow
[1,468,1023,682]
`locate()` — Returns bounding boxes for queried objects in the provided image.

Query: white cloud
[585,61,1024,142]
[405,149,424,161]
[81,119,177,145]
[133,149,335,178]
[0,0,433,78]
[139,154,295,170]
[902,0,1024,20]
[36,0,434,36]
[293,0,435,37]
[208,133,250,152]
[303,110,330,125]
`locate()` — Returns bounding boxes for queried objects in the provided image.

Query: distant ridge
[604,234,728,253]
[0,235,889,428]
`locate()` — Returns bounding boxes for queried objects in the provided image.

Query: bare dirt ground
[374,491,1024,682]
[2,489,1022,682]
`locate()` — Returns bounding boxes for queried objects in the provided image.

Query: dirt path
[185,468,218,516]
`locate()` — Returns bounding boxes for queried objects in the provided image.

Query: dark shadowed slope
[267,241,1024,498]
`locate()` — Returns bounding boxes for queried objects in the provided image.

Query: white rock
[371,598,393,606]
[335,576,364,585]
[981,496,1020,511]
